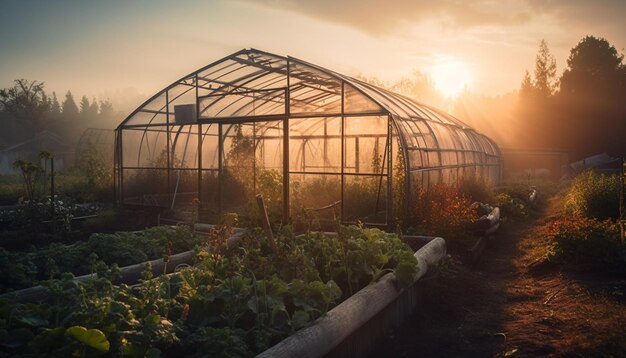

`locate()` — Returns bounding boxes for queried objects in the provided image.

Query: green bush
[0,225,201,293]
[564,171,620,220]
[547,216,623,270]
[494,192,528,218]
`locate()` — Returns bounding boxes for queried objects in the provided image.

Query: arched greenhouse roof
[118,48,500,165]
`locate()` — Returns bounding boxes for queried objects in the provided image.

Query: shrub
[412,184,476,240]
[458,177,494,203]
[494,192,528,218]
[564,171,620,220]
[546,215,623,270]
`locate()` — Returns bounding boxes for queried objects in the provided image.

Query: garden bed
[0,226,423,356]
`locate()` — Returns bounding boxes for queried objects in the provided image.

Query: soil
[370,196,626,357]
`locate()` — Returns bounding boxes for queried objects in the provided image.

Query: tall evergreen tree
[89,98,99,116]
[534,40,557,97]
[519,70,534,98]
[99,99,114,119]
[50,92,61,118]
[62,91,79,120]
[79,95,90,115]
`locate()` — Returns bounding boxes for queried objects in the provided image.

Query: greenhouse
[115,48,501,227]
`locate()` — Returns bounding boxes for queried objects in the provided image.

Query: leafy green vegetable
[0,225,418,356]
[67,325,110,352]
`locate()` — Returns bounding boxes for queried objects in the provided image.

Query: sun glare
[429,60,473,98]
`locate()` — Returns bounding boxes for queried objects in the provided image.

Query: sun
[429,60,473,98]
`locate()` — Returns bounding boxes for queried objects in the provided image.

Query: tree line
[0,79,118,131]
[515,35,626,160]
[0,80,122,158]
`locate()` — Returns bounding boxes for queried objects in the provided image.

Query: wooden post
[256,194,277,251]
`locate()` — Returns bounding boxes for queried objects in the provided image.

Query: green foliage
[66,326,110,352]
[493,181,544,219]
[0,197,74,234]
[546,216,623,270]
[0,226,418,356]
[494,192,527,218]
[0,225,200,293]
[564,171,620,220]
[0,79,50,125]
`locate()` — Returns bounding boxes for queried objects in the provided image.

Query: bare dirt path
[370,197,626,357]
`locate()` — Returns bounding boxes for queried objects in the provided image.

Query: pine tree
[99,99,114,120]
[89,97,99,118]
[519,70,534,98]
[50,92,61,117]
[62,91,79,120]
[79,96,90,115]
[534,40,557,97]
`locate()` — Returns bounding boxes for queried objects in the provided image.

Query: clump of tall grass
[564,171,620,220]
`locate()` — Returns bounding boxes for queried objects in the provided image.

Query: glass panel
[290,174,341,228]
[428,151,441,167]
[344,175,387,224]
[221,123,255,215]
[289,62,341,115]
[121,128,168,168]
[124,111,168,126]
[429,122,456,150]
[256,121,283,170]
[343,83,383,114]
[142,92,167,113]
[408,149,425,170]
[344,116,388,174]
[290,117,341,173]
[199,170,219,222]
[170,125,199,168]
[122,168,169,206]
[220,121,284,223]
[169,168,198,208]
[201,124,219,169]
[255,120,283,223]
[199,88,286,118]
[441,152,457,166]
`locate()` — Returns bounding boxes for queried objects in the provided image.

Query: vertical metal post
[387,117,393,227]
[324,118,328,168]
[196,74,203,214]
[355,137,359,173]
[119,129,124,205]
[253,121,257,193]
[166,90,171,205]
[218,123,223,216]
[340,81,345,223]
[283,62,291,223]
[253,94,257,193]
[302,139,306,171]
[113,129,118,206]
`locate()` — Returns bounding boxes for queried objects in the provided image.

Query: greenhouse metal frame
[115,48,501,227]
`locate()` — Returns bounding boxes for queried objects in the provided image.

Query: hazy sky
[1,0,625,111]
